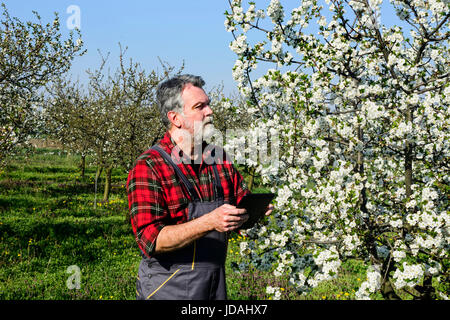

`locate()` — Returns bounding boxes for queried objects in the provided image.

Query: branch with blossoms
[226,0,449,300]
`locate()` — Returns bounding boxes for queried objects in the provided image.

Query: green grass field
[0,148,371,300]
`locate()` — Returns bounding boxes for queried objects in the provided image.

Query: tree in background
[226,0,449,299]
[108,48,173,171]
[45,47,179,203]
[45,77,91,177]
[0,3,84,165]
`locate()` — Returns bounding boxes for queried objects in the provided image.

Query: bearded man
[127,74,273,300]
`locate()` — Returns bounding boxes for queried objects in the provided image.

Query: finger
[225,214,246,222]
[228,208,246,215]
[220,204,235,211]
[240,213,249,222]
[229,221,240,228]
[228,222,241,231]
[235,215,249,227]
[265,205,274,216]
[222,221,237,232]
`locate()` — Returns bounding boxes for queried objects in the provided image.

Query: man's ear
[167,111,182,128]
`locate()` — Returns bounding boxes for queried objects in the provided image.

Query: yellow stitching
[191,241,196,270]
[146,269,181,300]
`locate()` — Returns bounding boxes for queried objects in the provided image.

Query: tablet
[237,193,275,229]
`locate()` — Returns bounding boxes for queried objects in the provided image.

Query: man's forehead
[182,84,209,104]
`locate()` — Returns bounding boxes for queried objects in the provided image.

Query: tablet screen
[237,193,275,229]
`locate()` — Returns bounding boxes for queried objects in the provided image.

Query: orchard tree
[107,47,172,171]
[0,4,84,165]
[225,0,449,300]
[45,48,178,203]
[45,78,93,177]
[85,48,176,202]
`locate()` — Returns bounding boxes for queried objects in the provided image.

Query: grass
[0,148,370,300]
[0,148,138,300]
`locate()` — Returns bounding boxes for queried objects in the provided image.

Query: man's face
[179,84,214,140]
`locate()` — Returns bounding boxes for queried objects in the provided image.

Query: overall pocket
[145,269,185,300]
[142,266,189,300]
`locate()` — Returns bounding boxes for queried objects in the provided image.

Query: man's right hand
[208,204,248,232]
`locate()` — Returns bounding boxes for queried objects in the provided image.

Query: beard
[183,116,215,142]
[202,119,215,141]
[176,116,221,164]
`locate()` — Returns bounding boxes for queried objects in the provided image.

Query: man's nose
[204,105,213,117]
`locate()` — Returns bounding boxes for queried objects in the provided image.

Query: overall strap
[152,145,200,202]
[212,164,224,201]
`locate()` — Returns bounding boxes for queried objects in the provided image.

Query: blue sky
[2,1,403,95]
[2,0,239,94]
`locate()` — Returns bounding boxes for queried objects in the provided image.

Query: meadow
[0,147,372,300]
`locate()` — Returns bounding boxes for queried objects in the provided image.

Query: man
[127,74,272,300]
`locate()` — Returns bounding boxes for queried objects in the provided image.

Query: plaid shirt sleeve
[127,156,167,257]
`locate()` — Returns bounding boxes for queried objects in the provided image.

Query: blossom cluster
[392,263,425,290]
[355,265,382,300]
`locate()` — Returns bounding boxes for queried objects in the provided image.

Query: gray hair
[156,74,206,127]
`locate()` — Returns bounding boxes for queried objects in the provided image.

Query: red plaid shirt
[127,131,249,258]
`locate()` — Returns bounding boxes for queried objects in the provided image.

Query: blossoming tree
[45,48,178,203]
[45,77,92,177]
[225,0,449,299]
[0,4,84,165]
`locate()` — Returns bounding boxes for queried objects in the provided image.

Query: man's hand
[208,204,248,232]
[265,204,274,216]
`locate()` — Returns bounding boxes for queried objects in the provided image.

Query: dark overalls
[136,145,228,300]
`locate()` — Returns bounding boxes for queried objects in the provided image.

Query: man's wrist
[195,211,216,233]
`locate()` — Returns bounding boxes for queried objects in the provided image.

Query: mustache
[203,117,213,125]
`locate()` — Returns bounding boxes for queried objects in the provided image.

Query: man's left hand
[264,204,274,216]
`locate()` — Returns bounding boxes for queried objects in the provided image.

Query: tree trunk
[381,278,401,300]
[94,165,103,209]
[416,275,435,300]
[404,108,414,234]
[405,108,413,199]
[356,126,373,254]
[357,126,400,299]
[380,253,402,300]
[357,126,367,215]
[103,166,112,202]
[247,166,256,192]
[79,154,86,178]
